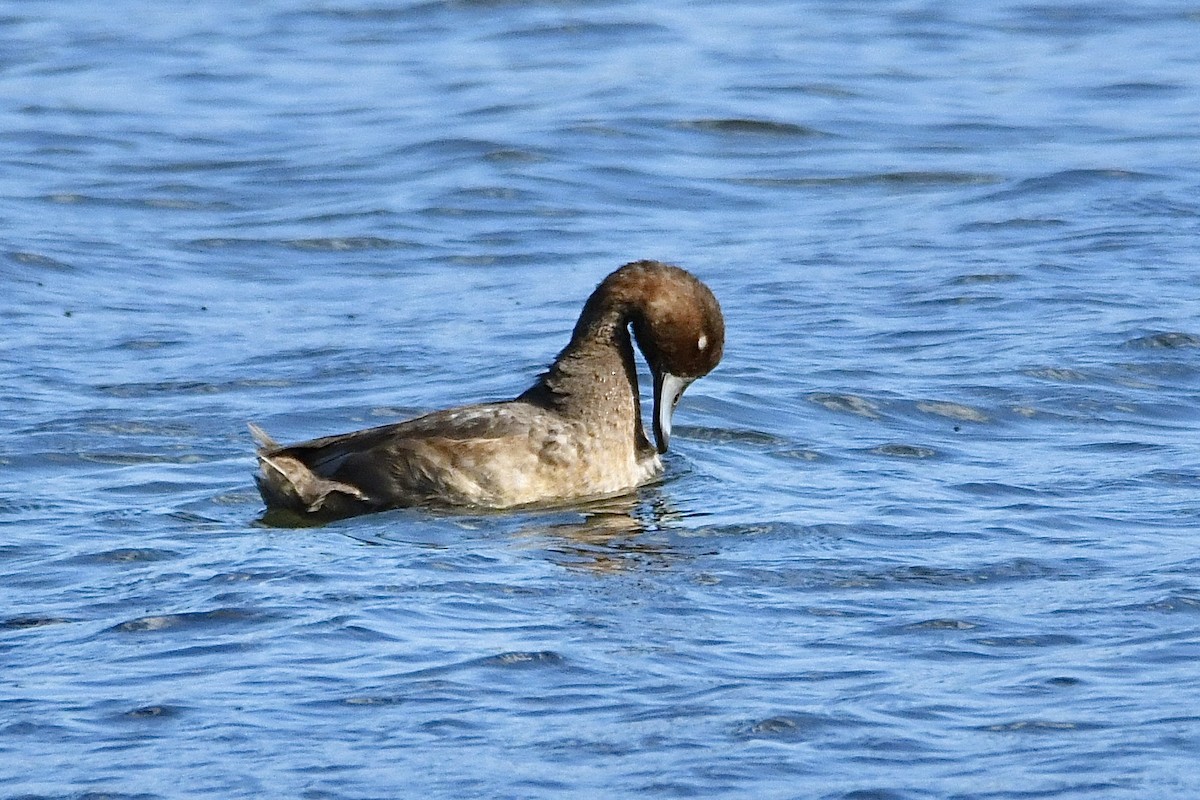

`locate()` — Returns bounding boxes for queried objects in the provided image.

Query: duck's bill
[652,371,693,454]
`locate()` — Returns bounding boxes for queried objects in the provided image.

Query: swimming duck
[251,259,724,517]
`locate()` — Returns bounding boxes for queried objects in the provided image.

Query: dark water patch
[770,447,825,462]
[292,207,408,225]
[673,425,790,448]
[96,380,227,398]
[743,82,861,99]
[83,420,194,436]
[950,272,1021,285]
[137,642,262,661]
[808,393,881,419]
[401,651,569,681]
[1025,366,1091,382]
[121,704,185,720]
[287,4,430,22]
[0,718,73,738]
[7,250,77,271]
[1124,331,1200,349]
[958,217,1068,232]
[1130,594,1200,614]
[166,510,232,530]
[96,377,305,398]
[2,615,72,630]
[481,147,552,163]
[1087,81,1184,99]
[864,558,1081,590]
[110,338,186,352]
[242,343,350,366]
[28,417,193,437]
[391,136,519,160]
[339,694,407,707]
[492,20,671,43]
[481,650,566,668]
[90,509,161,530]
[121,157,286,175]
[680,118,829,137]
[952,482,1041,499]
[740,557,1082,595]
[970,634,1083,649]
[1145,469,1200,486]
[914,401,989,423]
[440,185,538,203]
[1145,714,1200,729]
[1114,361,1200,392]
[0,125,128,146]
[17,792,163,800]
[914,647,1004,662]
[734,711,866,742]
[188,235,419,251]
[170,69,258,86]
[898,618,981,632]
[905,292,1005,309]
[188,237,279,251]
[424,195,580,220]
[420,717,487,739]
[300,622,400,645]
[79,453,209,467]
[41,192,234,211]
[109,607,270,634]
[1050,224,1165,254]
[0,497,58,516]
[834,790,916,800]
[284,236,417,251]
[977,718,1110,734]
[1005,3,1166,33]
[683,521,838,541]
[76,548,180,565]
[735,171,997,189]
[869,443,937,459]
[983,168,1159,201]
[205,568,317,585]
[1072,440,1166,454]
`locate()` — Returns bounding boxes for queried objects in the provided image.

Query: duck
[251,259,724,518]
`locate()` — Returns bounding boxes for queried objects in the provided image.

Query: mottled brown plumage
[252,260,724,518]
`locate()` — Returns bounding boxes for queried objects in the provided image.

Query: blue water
[4,1,1200,797]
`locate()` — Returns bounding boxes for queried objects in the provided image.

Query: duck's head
[600,260,725,453]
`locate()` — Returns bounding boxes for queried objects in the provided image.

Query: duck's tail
[249,423,371,516]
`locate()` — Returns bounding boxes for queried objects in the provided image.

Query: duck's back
[254,398,660,515]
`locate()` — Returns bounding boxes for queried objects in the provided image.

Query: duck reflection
[258,483,694,574]
[516,490,689,573]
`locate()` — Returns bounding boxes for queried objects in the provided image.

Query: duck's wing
[253,420,412,474]
[250,402,548,515]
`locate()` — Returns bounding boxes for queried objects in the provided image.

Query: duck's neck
[520,309,653,452]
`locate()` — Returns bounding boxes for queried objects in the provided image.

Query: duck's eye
[697,334,708,352]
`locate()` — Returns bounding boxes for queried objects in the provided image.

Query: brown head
[590,260,725,453]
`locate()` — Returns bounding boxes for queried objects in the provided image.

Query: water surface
[4,1,1200,797]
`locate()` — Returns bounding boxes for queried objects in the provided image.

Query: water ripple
[4,1,1199,797]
